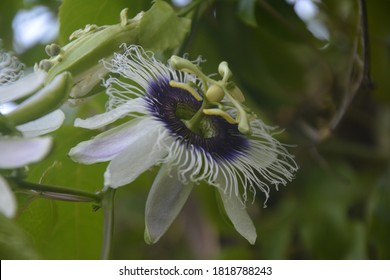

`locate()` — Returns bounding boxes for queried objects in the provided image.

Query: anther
[203,108,237,124]
[169,80,203,101]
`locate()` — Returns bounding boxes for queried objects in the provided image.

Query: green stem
[101,188,116,260]
[14,180,101,202]
[0,113,21,136]
[358,0,373,90]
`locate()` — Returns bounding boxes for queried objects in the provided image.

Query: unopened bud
[39,59,53,72]
[45,44,62,57]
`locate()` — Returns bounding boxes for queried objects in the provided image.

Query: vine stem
[100,188,116,260]
[358,0,373,90]
[329,0,373,131]
[14,180,101,202]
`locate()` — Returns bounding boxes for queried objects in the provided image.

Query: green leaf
[139,0,191,51]
[238,0,258,27]
[17,125,106,259]
[0,213,40,259]
[368,168,390,259]
[17,195,103,259]
[257,197,296,259]
[58,0,150,44]
[297,162,366,259]
[367,0,390,102]
[0,0,23,50]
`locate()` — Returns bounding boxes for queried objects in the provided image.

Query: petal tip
[144,227,159,245]
[247,233,257,245]
[0,176,17,219]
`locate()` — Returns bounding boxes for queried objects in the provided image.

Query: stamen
[170,54,253,135]
[223,90,252,135]
[203,108,237,124]
[169,80,203,101]
[238,117,251,135]
[170,56,212,89]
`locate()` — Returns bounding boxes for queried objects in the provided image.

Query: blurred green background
[1,0,390,259]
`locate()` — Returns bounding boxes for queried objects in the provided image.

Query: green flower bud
[38,59,53,72]
[45,44,62,57]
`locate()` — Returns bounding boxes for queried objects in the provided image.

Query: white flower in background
[0,46,65,135]
[0,44,47,104]
[0,46,24,85]
[0,175,17,219]
[69,45,298,244]
[0,47,54,218]
[0,136,52,218]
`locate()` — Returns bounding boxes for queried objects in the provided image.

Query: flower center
[146,78,249,161]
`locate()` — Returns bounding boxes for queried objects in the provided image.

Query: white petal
[217,187,257,244]
[17,110,65,137]
[74,98,147,129]
[0,70,46,103]
[0,176,17,218]
[104,122,171,188]
[69,117,157,165]
[144,163,193,244]
[0,136,52,169]
[0,102,17,114]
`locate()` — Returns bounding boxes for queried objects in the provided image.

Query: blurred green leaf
[16,195,56,249]
[368,167,390,259]
[16,125,106,259]
[346,221,366,259]
[139,0,191,51]
[0,213,40,259]
[257,197,296,259]
[366,0,390,102]
[296,162,367,259]
[237,0,257,27]
[300,204,350,259]
[0,0,23,50]
[58,0,150,44]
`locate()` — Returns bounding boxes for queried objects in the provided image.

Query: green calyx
[170,56,254,135]
[38,1,191,101]
[45,9,141,83]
